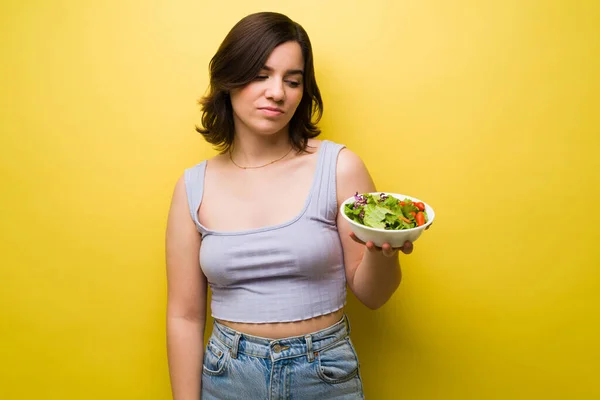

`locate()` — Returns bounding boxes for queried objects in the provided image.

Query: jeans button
[273,344,281,353]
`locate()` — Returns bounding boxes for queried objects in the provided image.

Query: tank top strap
[183,160,208,236]
[305,140,346,224]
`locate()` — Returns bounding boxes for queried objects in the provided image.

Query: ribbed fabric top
[183,140,347,323]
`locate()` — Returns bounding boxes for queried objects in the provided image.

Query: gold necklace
[229,146,293,169]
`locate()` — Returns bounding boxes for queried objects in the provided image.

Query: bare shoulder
[336,147,366,175]
[167,172,193,225]
[335,147,376,204]
[206,152,229,168]
[305,138,323,155]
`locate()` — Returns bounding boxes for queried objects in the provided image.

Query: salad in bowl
[340,192,435,248]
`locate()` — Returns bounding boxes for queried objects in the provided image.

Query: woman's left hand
[349,232,413,256]
[348,222,433,257]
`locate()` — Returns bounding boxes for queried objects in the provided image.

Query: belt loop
[230,332,241,359]
[305,334,314,362]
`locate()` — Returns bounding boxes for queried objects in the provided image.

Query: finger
[401,240,414,255]
[365,241,381,252]
[381,243,397,257]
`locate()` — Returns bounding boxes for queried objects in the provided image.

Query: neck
[230,130,292,167]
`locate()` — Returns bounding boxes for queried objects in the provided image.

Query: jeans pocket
[202,339,230,376]
[316,337,360,384]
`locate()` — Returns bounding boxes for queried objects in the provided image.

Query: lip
[258,106,284,116]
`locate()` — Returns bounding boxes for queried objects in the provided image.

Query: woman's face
[229,41,304,138]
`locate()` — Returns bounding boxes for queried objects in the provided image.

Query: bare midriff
[216,308,345,339]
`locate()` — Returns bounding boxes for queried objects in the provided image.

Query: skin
[165,40,422,399]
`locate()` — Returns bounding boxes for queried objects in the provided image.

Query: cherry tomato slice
[416,212,425,226]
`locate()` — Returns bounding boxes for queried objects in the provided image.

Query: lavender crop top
[183,140,347,323]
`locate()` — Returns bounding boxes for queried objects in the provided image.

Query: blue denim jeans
[201,314,365,399]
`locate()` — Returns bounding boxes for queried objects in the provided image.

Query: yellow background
[1,1,599,399]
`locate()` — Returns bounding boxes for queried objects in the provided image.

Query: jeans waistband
[210,314,351,361]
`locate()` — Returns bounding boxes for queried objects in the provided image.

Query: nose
[265,79,285,102]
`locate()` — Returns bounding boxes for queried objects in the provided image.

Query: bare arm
[166,174,207,400]
[335,149,403,310]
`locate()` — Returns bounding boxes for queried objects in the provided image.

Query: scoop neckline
[193,140,330,236]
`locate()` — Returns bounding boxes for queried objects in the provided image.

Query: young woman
[165,11,415,399]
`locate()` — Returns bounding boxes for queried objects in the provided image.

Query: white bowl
[340,192,435,248]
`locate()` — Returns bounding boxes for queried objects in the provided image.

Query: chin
[251,122,289,136]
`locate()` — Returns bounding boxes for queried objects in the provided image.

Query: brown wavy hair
[195,12,324,153]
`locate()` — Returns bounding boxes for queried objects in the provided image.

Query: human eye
[285,80,301,88]
[254,75,268,81]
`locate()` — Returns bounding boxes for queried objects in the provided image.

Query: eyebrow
[261,65,304,76]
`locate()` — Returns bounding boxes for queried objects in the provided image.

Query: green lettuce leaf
[363,204,390,229]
